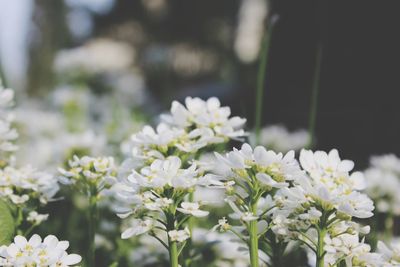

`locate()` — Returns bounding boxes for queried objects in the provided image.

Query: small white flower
[176,202,209,217]
[228,201,258,222]
[27,211,49,225]
[256,125,309,153]
[211,217,231,232]
[121,219,153,239]
[168,228,190,242]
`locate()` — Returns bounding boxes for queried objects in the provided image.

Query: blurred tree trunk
[27,0,69,96]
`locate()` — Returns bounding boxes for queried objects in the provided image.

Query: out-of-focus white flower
[370,154,400,174]
[27,211,49,225]
[364,154,400,215]
[54,38,135,75]
[168,228,190,242]
[377,239,400,266]
[0,234,81,266]
[0,81,18,155]
[234,0,268,63]
[0,165,59,205]
[192,228,249,267]
[176,202,209,217]
[256,125,309,153]
[228,201,258,222]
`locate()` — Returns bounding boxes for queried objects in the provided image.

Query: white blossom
[121,219,153,239]
[27,211,49,225]
[168,228,190,242]
[176,202,209,217]
[256,125,309,153]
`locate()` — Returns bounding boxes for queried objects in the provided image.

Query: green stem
[316,226,327,267]
[168,239,179,267]
[88,191,97,267]
[167,214,179,267]
[249,203,259,267]
[254,13,279,145]
[307,43,323,149]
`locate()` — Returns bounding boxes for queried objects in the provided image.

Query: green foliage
[0,200,15,245]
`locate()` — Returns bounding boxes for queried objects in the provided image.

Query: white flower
[364,154,400,215]
[54,38,134,75]
[27,211,49,225]
[0,234,81,266]
[370,154,400,174]
[176,202,209,217]
[121,219,153,239]
[228,201,258,222]
[168,228,190,242]
[212,217,231,232]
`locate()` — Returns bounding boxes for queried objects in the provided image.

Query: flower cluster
[364,154,400,215]
[59,155,116,194]
[211,143,303,266]
[209,145,385,266]
[267,149,381,266]
[0,234,81,266]
[275,149,373,228]
[113,97,246,266]
[115,156,209,240]
[123,97,247,168]
[161,97,246,141]
[0,165,59,205]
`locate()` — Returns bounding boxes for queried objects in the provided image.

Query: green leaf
[0,200,15,245]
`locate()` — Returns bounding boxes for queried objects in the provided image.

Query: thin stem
[88,190,97,267]
[255,16,277,145]
[316,214,327,267]
[307,43,323,149]
[167,214,179,267]
[187,192,194,234]
[316,226,326,267]
[168,239,178,267]
[150,233,168,249]
[249,203,259,267]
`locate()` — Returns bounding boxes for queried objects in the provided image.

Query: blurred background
[1,0,400,167]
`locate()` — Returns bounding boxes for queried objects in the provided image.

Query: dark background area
[2,0,400,167]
